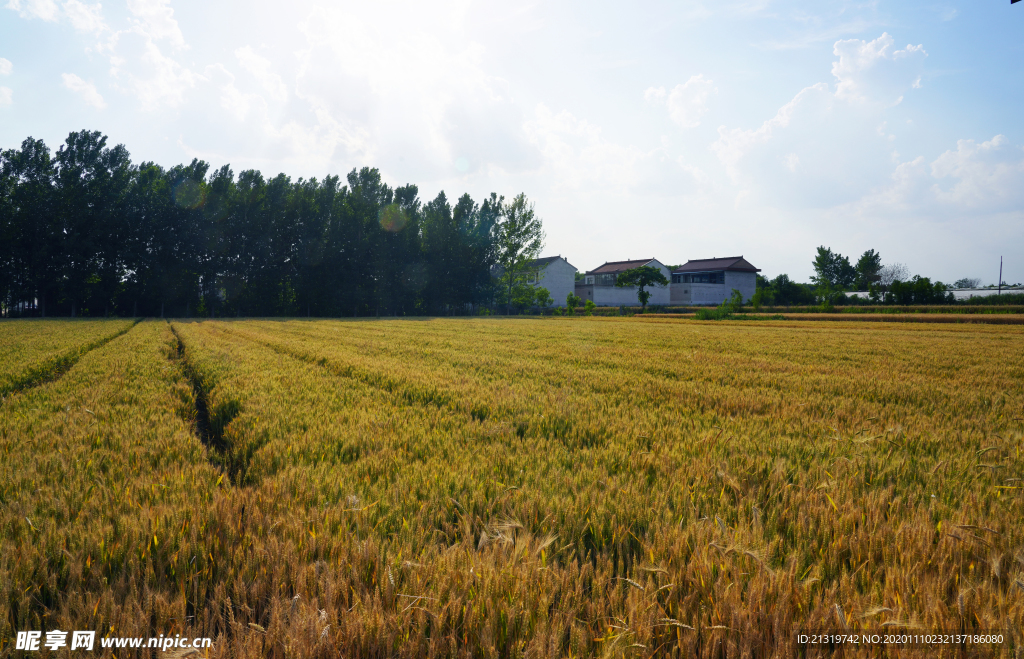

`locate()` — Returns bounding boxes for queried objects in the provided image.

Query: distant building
[525,256,577,307]
[670,256,760,305]
[575,259,671,307]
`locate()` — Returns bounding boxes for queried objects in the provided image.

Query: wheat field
[1,317,1022,658]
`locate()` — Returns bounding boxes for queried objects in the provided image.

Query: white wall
[590,260,671,306]
[534,258,577,307]
[669,271,757,305]
[725,271,756,303]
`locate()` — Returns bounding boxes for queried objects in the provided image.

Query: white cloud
[0,86,11,106]
[5,0,59,21]
[711,82,828,179]
[110,36,198,110]
[286,3,536,179]
[526,104,702,195]
[828,135,1024,233]
[708,31,930,209]
[832,32,926,105]
[0,58,11,75]
[127,0,184,47]
[62,72,106,108]
[645,74,717,128]
[235,46,287,101]
[925,135,1024,210]
[62,0,105,33]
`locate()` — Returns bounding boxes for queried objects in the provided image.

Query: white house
[574,259,671,307]
[670,256,760,305]
[525,255,578,307]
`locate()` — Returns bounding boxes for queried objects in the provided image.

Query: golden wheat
[0,317,1021,658]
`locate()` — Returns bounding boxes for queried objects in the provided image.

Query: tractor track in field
[168,322,242,485]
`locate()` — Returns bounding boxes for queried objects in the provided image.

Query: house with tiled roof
[574,258,671,307]
[524,255,577,307]
[670,256,760,305]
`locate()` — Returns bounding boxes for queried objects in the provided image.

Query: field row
[0,319,136,397]
[0,317,1022,658]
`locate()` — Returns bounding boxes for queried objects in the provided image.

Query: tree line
[0,130,545,318]
[754,246,962,307]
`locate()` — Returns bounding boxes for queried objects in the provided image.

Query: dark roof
[587,259,661,275]
[527,255,576,270]
[672,256,760,273]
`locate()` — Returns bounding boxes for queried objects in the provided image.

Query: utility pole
[998,256,1003,295]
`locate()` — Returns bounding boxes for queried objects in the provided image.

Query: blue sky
[1,0,1022,284]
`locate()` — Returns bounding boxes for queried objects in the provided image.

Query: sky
[1,0,1022,284]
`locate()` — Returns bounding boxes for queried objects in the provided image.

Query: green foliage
[614,265,669,311]
[751,279,773,310]
[881,276,955,305]
[584,299,596,316]
[694,289,744,320]
[496,283,551,313]
[565,292,582,315]
[854,249,882,290]
[0,131,531,318]
[494,193,545,315]
[756,274,816,307]
[723,288,744,313]
[953,277,982,289]
[533,286,553,309]
[811,246,856,290]
[694,307,724,320]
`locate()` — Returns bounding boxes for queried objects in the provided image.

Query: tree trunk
[161,301,165,318]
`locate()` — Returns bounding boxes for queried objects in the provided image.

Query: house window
[585,276,594,285]
[678,271,725,284]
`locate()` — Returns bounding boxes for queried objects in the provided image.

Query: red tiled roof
[587,259,659,275]
[672,256,760,273]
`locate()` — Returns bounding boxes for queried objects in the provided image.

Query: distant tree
[757,273,817,307]
[883,276,955,305]
[878,263,909,288]
[953,277,981,289]
[811,246,856,290]
[565,291,582,315]
[615,265,668,311]
[0,129,525,318]
[751,276,774,310]
[854,249,882,290]
[493,193,544,315]
[584,299,596,316]
[724,288,744,313]
[533,286,553,309]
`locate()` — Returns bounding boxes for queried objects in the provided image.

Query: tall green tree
[615,265,668,311]
[0,130,535,318]
[493,193,544,315]
[811,246,856,290]
[854,249,882,290]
